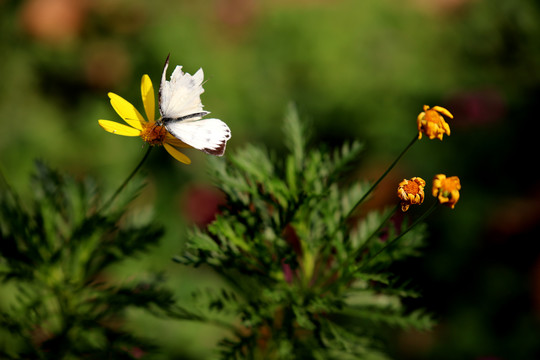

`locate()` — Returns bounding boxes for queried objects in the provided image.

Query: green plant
[0,162,174,359]
[175,105,434,359]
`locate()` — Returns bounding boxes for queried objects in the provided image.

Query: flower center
[140,123,167,145]
[424,110,441,124]
[441,177,459,197]
[403,181,420,195]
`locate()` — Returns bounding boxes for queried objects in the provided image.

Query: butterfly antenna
[158,54,171,117]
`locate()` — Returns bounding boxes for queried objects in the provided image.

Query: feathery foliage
[0,162,175,359]
[175,105,433,359]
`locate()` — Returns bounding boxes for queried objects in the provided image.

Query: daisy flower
[98,74,192,164]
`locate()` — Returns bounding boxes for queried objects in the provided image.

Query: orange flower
[397,177,426,212]
[432,174,461,209]
[417,105,453,141]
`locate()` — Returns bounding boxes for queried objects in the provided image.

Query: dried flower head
[397,177,426,212]
[417,105,453,141]
[432,174,461,209]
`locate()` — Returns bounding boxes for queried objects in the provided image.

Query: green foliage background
[1,0,540,358]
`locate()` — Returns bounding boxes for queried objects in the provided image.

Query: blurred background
[1,0,540,358]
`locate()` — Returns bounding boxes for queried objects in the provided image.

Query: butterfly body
[160,112,210,124]
[158,55,231,156]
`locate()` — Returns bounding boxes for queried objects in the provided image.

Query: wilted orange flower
[432,174,461,209]
[397,177,426,212]
[417,105,453,140]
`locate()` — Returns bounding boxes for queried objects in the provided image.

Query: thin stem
[321,205,399,294]
[352,204,399,260]
[322,134,418,265]
[345,134,418,220]
[99,146,152,213]
[362,200,439,268]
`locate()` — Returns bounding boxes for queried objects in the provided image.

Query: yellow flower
[432,174,461,209]
[417,105,453,141]
[98,75,192,164]
[397,177,426,212]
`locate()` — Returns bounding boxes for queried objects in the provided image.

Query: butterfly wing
[159,55,231,156]
[164,118,231,156]
[159,54,207,119]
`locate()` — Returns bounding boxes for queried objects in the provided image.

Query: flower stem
[362,200,439,268]
[322,205,399,294]
[352,204,399,259]
[99,146,152,213]
[345,134,418,220]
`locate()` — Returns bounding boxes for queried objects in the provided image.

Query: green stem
[99,146,152,213]
[345,134,418,220]
[322,134,418,269]
[352,204,399,260]
[362,200,439,268]
[322,205,399,294]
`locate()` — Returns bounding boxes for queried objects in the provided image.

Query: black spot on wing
[203,123,230,156]
[203,141,227,156]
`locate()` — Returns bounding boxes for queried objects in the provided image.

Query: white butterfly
[158,54,231,156]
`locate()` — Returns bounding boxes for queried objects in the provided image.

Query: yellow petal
[433,106,454,119]
[98,120,142,136]
[108,92,145,130]
[165,135,192,148]
[163,143,191,164]
[141,75,155,123]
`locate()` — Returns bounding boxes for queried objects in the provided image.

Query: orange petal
[141,75,155,123]
[108,92,145,130]
[163,143,191,164]
[98,120,141,136]
[433,106,454,119]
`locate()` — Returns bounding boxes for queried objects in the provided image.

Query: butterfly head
[140,122,168,145]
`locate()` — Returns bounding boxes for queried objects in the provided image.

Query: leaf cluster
[0,162,174,359]
[176,105,433,359]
